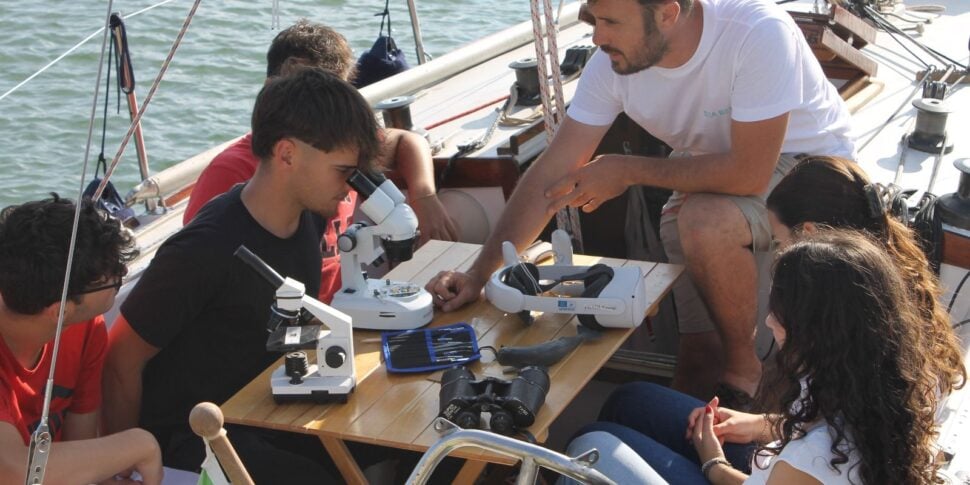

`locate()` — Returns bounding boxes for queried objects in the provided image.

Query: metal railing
[406,418,615,485]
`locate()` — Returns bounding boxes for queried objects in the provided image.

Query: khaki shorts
[659,153,799,334]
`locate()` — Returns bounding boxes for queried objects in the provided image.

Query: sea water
[0,0,545,207]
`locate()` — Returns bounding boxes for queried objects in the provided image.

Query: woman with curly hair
[561,230,950,484]
[766,155,964,396]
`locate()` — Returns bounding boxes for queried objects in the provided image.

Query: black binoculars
[438,366,550,435]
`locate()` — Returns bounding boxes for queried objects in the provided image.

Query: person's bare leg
[670,331,722,400]
[677,194,761,396]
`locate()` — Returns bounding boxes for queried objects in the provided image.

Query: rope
[529,0,584,252]
[94,0,204,201]
[0,0,178,103]
[543,0,565,127]
[25,2,116,483]
[438,99,511,186]
[530,0,556,142]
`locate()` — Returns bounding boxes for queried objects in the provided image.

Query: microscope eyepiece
[235,245,285,288]
[362,169,387,186]
[347,170,378,197]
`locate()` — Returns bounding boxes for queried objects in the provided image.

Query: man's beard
[603,32,668,76]
[607,18,669,75]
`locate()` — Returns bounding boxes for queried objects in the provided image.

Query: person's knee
[599,382,668,421]
[566,430,624,455]
[678,194,750,251]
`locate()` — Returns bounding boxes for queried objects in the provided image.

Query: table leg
[319,436,368,485]
[454,459,488,485]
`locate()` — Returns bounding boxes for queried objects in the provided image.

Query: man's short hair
[250,67,380,169]
[587,0,694,16]
[0,194,138,314]
[266,19,356,81]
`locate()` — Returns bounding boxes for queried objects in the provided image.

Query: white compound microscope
[330,169,434,330]
[235,245,355,403]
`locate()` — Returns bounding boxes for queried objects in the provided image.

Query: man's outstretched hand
[545,155,631,214]
[425,269,484,312]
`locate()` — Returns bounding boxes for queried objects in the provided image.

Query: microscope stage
[332,279,434,330]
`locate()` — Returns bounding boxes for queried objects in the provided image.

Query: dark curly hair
[266,19,356,82]
[0,194,138,314]
[767,155,965,397]
[760,229,943,484]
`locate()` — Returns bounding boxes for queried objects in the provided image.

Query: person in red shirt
[0,195,161,484]
[185,19,457,303]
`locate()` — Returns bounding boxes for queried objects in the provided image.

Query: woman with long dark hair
[562,229,957,484]
[766,155,964,396]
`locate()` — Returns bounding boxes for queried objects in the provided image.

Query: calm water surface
[0,0,540,207]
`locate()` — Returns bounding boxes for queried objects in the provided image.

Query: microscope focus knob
[325,346,347,368]
[337,233,356,252]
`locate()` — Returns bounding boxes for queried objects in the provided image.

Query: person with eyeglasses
[0,194,163,484]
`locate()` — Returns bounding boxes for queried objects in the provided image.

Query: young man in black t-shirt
[101,68,380,481]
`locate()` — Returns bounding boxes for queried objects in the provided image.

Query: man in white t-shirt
[426,0,854,403]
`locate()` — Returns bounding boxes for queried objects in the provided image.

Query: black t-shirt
[122,185,323,431]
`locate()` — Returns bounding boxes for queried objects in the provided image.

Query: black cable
[865,6,969,71]
[953,319,970,330]
[376,0,391,37]
[479,346,499,358]
[948,271,970,314]
[95,39,114,177]
[759,338,776,362]
[110,14,136,95]
[865,8,930,69]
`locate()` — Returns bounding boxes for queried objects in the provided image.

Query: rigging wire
[24,1,116,482]
[864,5,969,71]
[0,0,178,103]
[93,0,203,201]
[872,13,930,69]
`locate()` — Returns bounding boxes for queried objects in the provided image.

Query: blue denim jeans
[568,382,754,484]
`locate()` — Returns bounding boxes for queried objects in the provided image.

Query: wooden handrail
[189,402,255,485]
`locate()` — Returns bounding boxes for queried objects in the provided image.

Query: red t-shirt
[0,317,106,444]
[183,134,355,303]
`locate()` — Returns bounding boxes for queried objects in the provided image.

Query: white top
[568,0,856,158]
[745,421,861,484]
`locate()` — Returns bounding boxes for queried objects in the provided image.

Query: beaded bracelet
[701,457,733,480]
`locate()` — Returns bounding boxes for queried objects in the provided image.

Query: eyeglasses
[76,277,123,295]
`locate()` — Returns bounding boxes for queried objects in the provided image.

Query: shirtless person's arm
[381,128,458,245]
